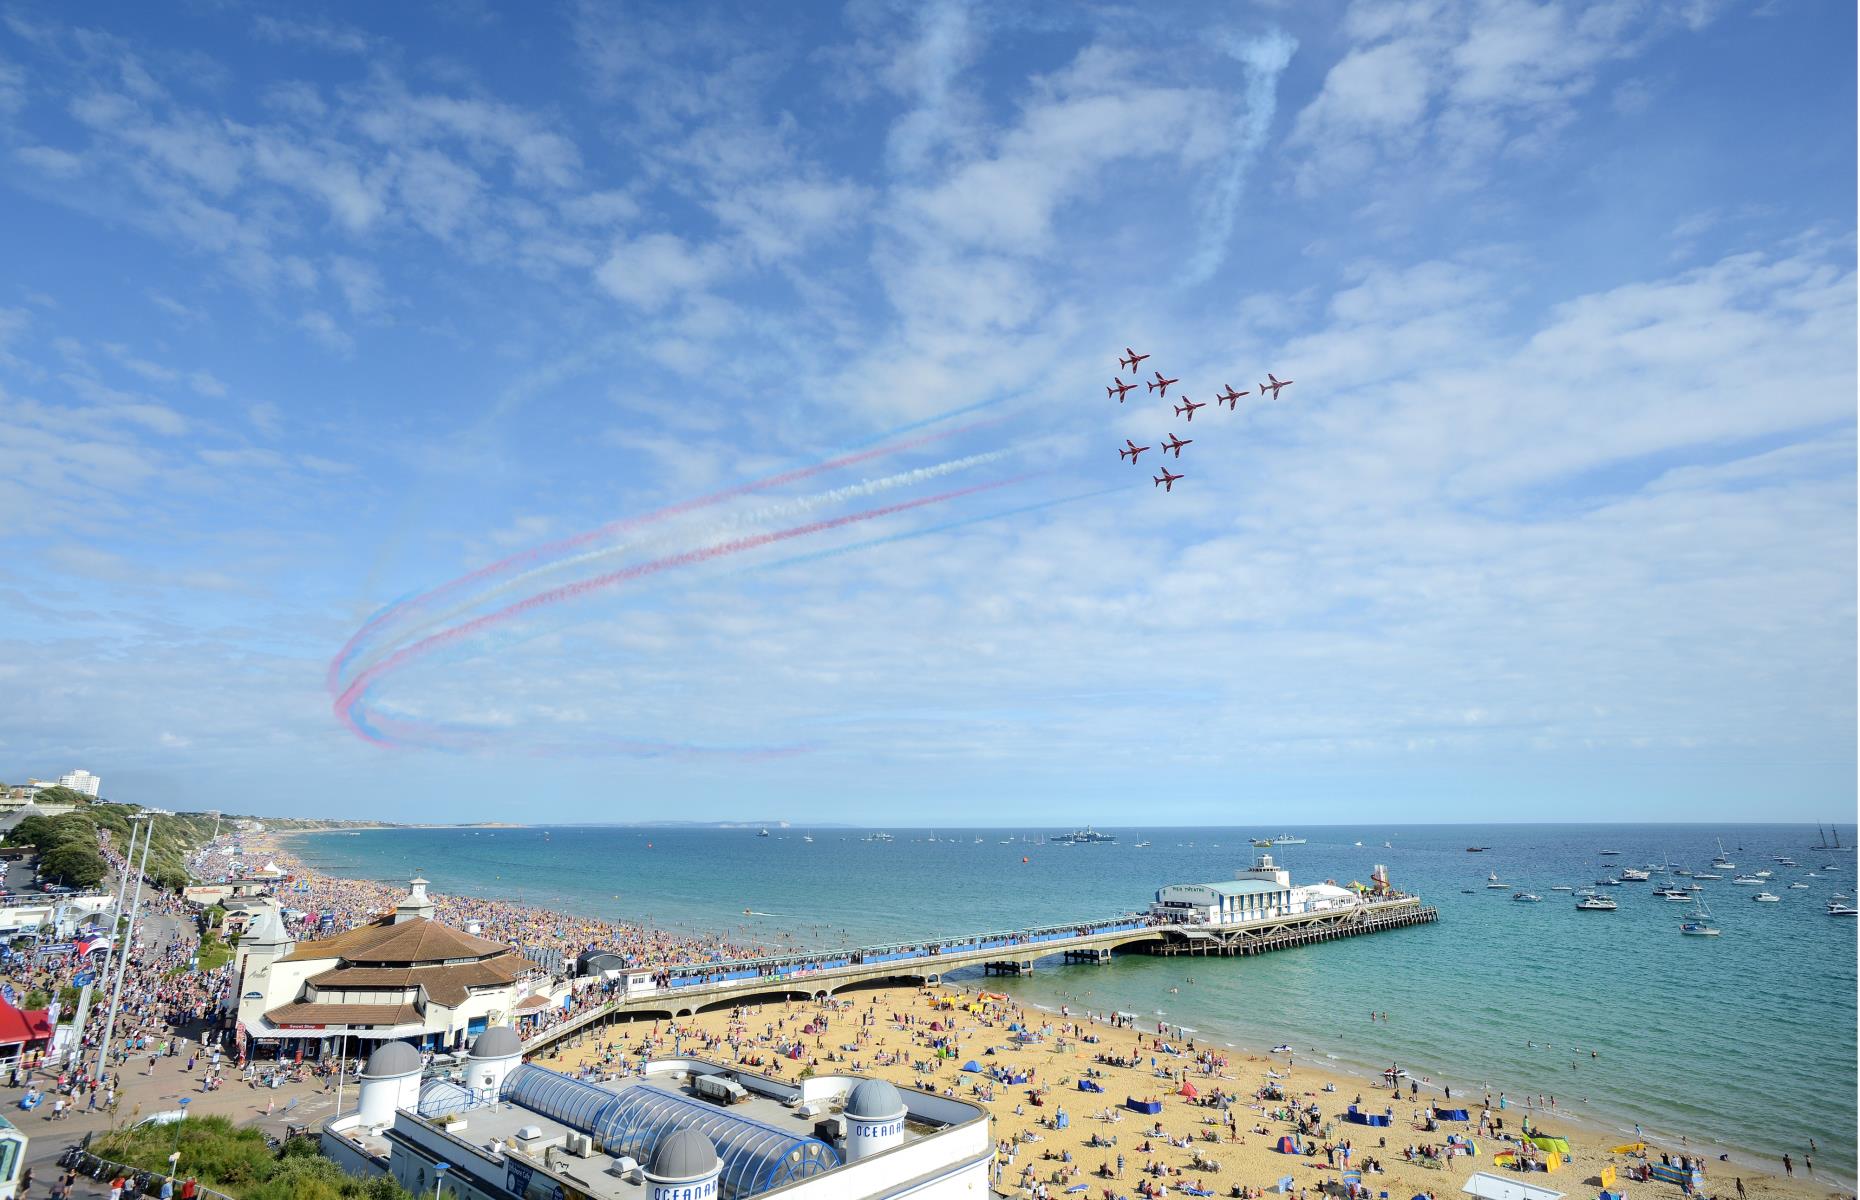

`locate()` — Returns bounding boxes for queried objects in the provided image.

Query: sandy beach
[535,985,1849,1200]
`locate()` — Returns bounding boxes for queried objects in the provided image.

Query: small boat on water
[1827,901,1859,916]
[1133,840,1151,848]
[1575,895,1617,911]
[1598,849,1621,856]
[865,832,895,843]
[1272,833,1306,845]
[1731,874,1765,885]
[1656,888,1693,901]
[802,835,814,843]
[1752,869,1772,878]
[1712,838,1736,871]
[1549,885,1574,892]
[1691,872,1722,880]
[1466,846,1488,853]
[1752,892,1780,903]
[1512,892,1542,903]
[1485,872,1509,889]
[1354,841,1364,847]
[1618,867,1650,882]
[1271,1044,1293,1054]
[1680,900,1721,936]
[1789,882,1810,889]
[1596,877,1622,886]
[758,827,770,837]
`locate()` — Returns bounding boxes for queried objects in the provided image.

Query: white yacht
[1618,867,1651,882]
[1789,882,1810,889]
[1711,838,1736,871]
[1549,885,1574,892]
[1512,892,1542,903]
[1731,874,1765,885]
[1575,894,1617,911]
[1485,871,1509,889]
[1752,892,1780,903]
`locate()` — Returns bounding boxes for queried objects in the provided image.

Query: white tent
[1460,1173,1565,1200]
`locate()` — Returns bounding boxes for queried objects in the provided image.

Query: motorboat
[1271,1045,1293,1054]
[1752,892,1780,903]
[1272,834,1307,845]
[1618,867,1650,881]
[1575,895,1617,911]
[1549,885,1574,892]
[1512,892,1542,903]
[1789,882,1810,889]
[1656,888,1692,901]
[1595,877,1623,886]
[1133,841,1151,848]
[864,832,895,843]
[1598,849,1621,856]
[758,827,770,837]
[1752,869,1772,878]
[1827,902,1859,916]
[1731,875,1765,885]
[802,835,814,843]
[1467,846,1488,852]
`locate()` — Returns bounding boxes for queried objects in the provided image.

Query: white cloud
[250,15,376,56]
[595,233,727,311]
[297,309,354,354]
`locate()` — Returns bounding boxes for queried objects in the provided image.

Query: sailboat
[1711,838,1736,871]
[1680,900,1721,937]
[1811,824,1855,852]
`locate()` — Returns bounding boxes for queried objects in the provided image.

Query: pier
[521,895,1437,1053]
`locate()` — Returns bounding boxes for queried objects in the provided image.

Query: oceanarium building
[322,1028,992,1200]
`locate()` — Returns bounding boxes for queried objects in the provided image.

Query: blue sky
[0,1,1853,824]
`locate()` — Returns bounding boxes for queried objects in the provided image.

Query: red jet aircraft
[1118,439,1150,464]
[1161,432,1192,457]
[1173,397,1206,421]
[1147,370,1179,396]
[1259,372,1293,399]
[1119,347,1150,372]
[1153,467,1183,492]
[1107,377,1136,402]
[1215,384,1247,409]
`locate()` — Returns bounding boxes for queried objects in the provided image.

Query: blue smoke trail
[841,395,1013,450]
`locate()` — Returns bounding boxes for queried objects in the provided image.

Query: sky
[0,0,1853,825]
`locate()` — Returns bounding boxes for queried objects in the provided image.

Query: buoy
[1022,856,1029,864]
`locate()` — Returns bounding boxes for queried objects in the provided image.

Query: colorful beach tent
[1276,1137,1301,1154]
[1528,1137,1572,1156]
[1179,1082,1199,1099]
[1438,1108,1471,1121]
[1459,1173,1564,1200]
[1078,1080,1105,1093]
[961,1061,981,1072]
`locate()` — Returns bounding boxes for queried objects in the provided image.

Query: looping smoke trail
[330,405,1011,687]
[334,475,1029,744]
[336,448,1018,685]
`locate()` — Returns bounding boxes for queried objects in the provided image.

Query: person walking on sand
[1782,1155,1792,1177]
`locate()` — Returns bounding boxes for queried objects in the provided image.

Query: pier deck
[522,897,1437,1052]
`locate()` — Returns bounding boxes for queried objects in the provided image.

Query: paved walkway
[7,1050,346,1197]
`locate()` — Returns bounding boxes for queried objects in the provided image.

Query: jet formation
[1107,349,1295,493]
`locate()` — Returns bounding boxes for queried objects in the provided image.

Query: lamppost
[94,809,165,1087]
[434,1161,450,1199]
[333,1024,352,1116]
[75,814,144,1070]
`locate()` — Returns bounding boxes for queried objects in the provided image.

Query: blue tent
[961,1061,981,1072]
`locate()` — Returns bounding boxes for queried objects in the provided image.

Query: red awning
[0,1002,44,1047]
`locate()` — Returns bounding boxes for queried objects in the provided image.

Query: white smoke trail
[339,448,1017,682]
[1184,28,1298,285]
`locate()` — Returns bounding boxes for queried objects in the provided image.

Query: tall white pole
[77,816,141,1072]
[95,811,158,1086]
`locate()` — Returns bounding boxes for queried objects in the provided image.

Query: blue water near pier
[289,822,1857,1179]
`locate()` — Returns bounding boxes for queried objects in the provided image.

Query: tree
[38,842,107,888]
[32,786,94,807]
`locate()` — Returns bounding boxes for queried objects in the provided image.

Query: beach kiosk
[1459,1172,1563,1200]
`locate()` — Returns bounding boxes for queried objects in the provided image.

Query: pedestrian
[1735,1178,1745,1199]
[1783,1155,1793,1177]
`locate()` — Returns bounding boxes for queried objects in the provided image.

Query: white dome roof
[469,1025,521,1060]
[845,1078,906,1120]
[649,1129,719,1181]
[361,1041,421,1079]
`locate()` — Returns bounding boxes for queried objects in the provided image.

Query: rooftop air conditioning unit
[565,1132,596,1157]
[516,1124,546,1143]
[609,1156,643,1182]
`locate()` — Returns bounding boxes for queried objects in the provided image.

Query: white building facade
[55,770,101,797]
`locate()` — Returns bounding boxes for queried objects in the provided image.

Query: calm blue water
[289,822,1857,1179]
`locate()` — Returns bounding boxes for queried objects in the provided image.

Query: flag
[74,934,109,957]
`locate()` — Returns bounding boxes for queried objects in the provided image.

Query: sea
[286,822,1858,1181]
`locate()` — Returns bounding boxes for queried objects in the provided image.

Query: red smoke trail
[327,418,997,693]
[334,475,1025,744]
